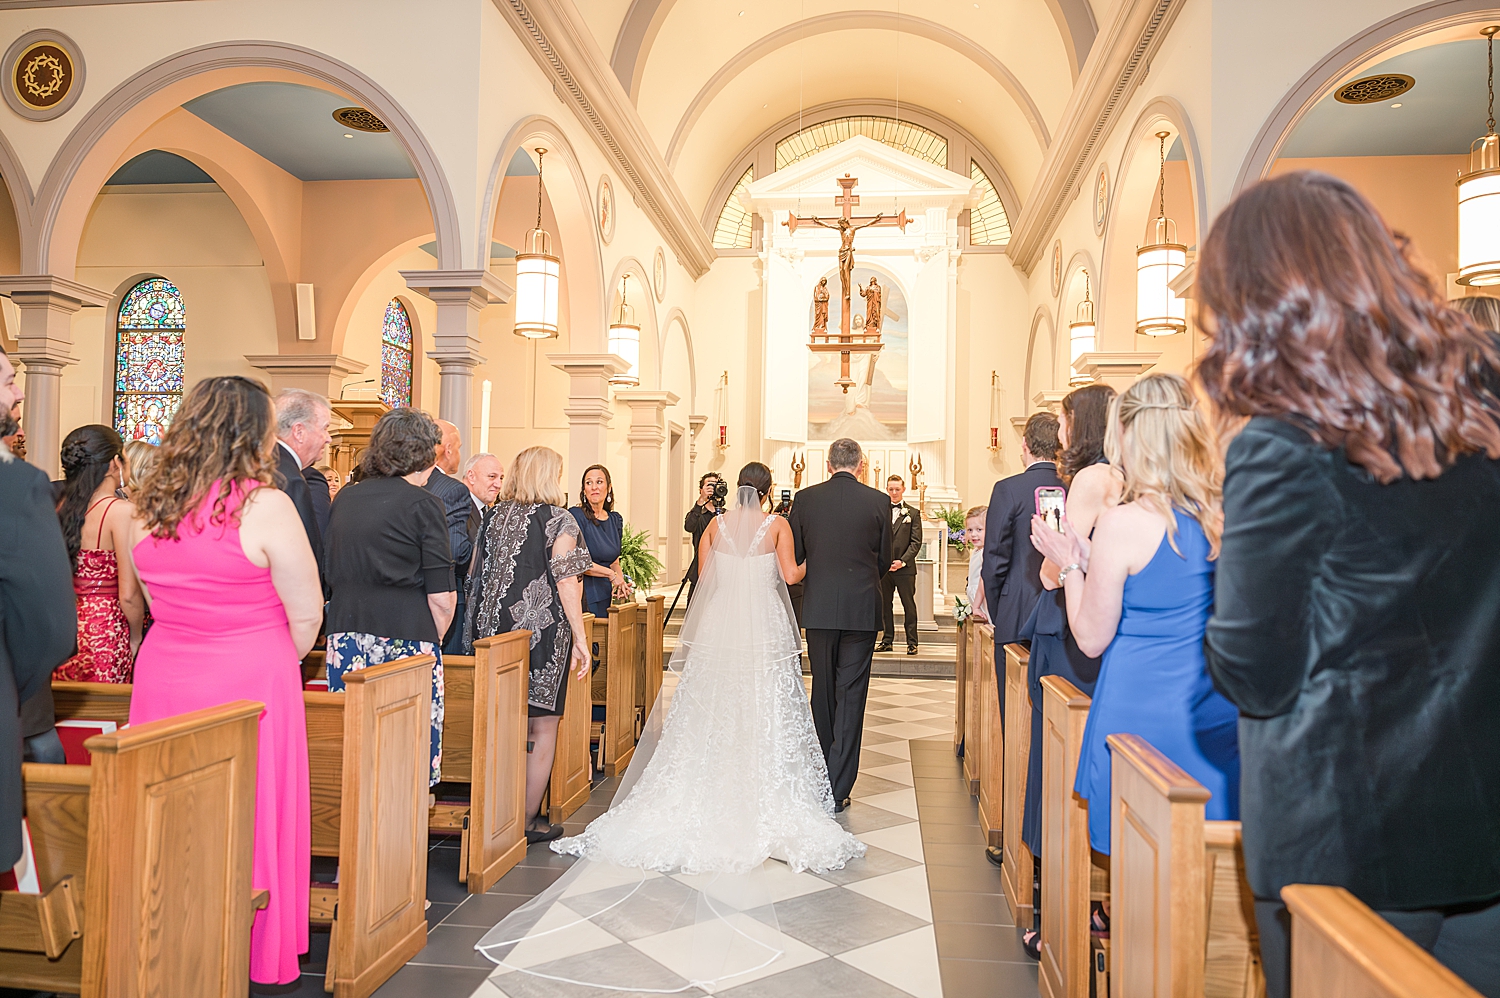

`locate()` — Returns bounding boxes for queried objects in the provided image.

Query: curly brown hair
[1197,171,1500,483]
[134,376,278,539]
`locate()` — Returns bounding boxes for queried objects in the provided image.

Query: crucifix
[787,174,909,392]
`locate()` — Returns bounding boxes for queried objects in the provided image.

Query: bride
[551,462,865,875]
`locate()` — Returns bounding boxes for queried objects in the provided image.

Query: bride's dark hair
[737,462,772,499]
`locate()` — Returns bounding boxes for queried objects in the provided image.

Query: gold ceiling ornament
[331,107,389,132]
[3,31,84,121]
[1457,27,1500,288]
[1334,73,1415,105]
[1135,131,1188,336]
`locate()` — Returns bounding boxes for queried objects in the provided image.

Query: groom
[790,438,893,811]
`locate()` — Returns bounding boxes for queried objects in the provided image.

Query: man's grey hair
[460,452,498,478]
[827,437,863,472]
[274,388,330,435]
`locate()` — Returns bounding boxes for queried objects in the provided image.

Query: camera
[774,489,793,518]
[710,478,729,505]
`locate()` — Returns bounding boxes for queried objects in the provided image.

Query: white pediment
[743,135,978,214]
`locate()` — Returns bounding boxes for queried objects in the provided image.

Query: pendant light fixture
[607,276,641,386]
[1070,270,1098,385]
[1136,131,1188,336]
[513,147,561,339]
[1458,26,1500,288]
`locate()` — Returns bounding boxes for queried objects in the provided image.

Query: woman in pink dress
[53,425,143,682]
[123,376,323,986]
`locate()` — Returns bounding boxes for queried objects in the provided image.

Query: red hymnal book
[55,718,118,766]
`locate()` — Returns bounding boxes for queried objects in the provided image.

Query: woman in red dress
[53,425,143,682]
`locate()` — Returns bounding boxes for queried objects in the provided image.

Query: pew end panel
[977,626,1003,848]
[601,603,641,777]
[466,633,530,893]
[1283,884,1481,998]
[305,692,348,858]
[438,654,476,784]
[326,655,434,998]
[1038,675,1091,998]
[643,595,665,728]
[550,614,595,825]
[954,617,969,755]
[1204,821,1264,998]
[1001,642,1034,926]
[962,625,984,793]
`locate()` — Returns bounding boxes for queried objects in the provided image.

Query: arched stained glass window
[380,298,413,408]
[969,161,1012,246]
[775,116,948,171]
[712,165,755,250]
[114,278,185,444]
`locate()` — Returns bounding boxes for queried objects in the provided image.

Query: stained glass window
[775,116,947,171]
[969,161,1012,246]
[712,165,755,250]
[114,278,185,444]
[380,298,413,408]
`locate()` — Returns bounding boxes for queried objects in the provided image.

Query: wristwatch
[1057,562,1083,585]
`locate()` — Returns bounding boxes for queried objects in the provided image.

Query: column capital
[548,353,632,381]
[614,390,679,447]
[399,269,513,307]
[1071,351,1160,391]
[0,274,112,310]
[244,354,368,397]
[1031,390,1069,412]
[612,389,680,412]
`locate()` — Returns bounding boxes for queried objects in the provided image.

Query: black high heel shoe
[526,819,564,844]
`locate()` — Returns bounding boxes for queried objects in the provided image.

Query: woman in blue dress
[1031,372,1239,864]
[570,464,627,622]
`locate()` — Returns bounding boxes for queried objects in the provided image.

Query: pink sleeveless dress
[54,496,133,683]
[130,480,310,985]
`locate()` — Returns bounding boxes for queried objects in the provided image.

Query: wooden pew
[431,633,530,893]
[961,622,982,792]
[954,617,969,755]
[548,614,594,824]
[54,656,435,998]
[1001,642,1034,926]
[591,602,640,777]
[1283,884,1479,998]
[1109,732,1263,998]
[976,624,1003,849]
[0,700,261,997]
[641,595,665,726]
[1038,675,1092,998]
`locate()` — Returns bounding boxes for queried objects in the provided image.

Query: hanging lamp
[607,277,641,386]
[1458,26,1500,287]
[1070,270,1098,385]
[513,147,561,338]
[1136,131,1188,335]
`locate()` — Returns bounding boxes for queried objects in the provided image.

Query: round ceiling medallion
[1050,240,1063,297]
[331,106,389,132]
[653,247,666,302]
[1093,163,1110,237]
[1334,74,1415,105]
[3,30,84,121]
[597,175,616,245]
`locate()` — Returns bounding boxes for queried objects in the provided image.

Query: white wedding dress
[474,487,865,993]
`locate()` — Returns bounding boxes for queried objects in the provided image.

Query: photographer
[683,472,726,602]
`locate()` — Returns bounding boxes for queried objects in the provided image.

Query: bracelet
[1057,562,1083,585]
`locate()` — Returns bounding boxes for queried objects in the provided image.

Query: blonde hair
[124,439,159,489]
[501,445,565,506]
[965,505,988,522]
[1105,372,1223,558]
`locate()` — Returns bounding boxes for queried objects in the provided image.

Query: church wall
[955,252,1034,503]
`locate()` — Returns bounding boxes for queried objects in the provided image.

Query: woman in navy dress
[1031,372,1239,855]
[570,464,626,621]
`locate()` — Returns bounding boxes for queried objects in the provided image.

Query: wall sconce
[1070,270,1097,386]
[1458,26,1500,288]
[714,370,729,450]
[988,371,1002,452]
[1136,131,1188,336]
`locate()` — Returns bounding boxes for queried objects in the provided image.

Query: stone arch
[1023,305,1058,405]
[660,307,698,413]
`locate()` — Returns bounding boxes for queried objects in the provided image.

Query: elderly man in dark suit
[274,389,331,587]
[789,438,893,810]
[426,419,475,653]
[0,347,77,871]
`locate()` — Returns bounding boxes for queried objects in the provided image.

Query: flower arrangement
[953,593,973,626]
[937,506,970,552]
[617,522,663,598]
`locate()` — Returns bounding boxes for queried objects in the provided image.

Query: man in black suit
[789,437,892,810]
[426,419,475,653]
[0,347,77,870]
[303,464,332,538]
[682,472,723,603]
[981,412,1061,646]
[274,389,331,587]
[447,451,503,654]
[877,475,923,654]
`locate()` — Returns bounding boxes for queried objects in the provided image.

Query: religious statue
[812,278,830,334]
[811,214,887,317]
[791,452,806,488]
[859,276,884,336]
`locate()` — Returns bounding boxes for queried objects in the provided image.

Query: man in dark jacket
[426,419,475,653]
[682,472,723,602]
[274,389,331,589]
[981,412,1061,646]
[0,347,77,869]
[789,438,892,809]
[877,475,923,654]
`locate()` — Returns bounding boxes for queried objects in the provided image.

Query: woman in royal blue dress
[1031,371,1239,864]
[570,464,628,621]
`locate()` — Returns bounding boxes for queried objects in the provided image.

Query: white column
[400,270,512,461]
[548,353,631,505]
[613,390,679,548]
[0,276,110,479]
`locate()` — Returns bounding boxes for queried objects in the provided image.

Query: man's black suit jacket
[303,465,332,538]
[981,460,1062,645]
[425,469,475,595]
[0,455,77,867]
[789,471,893,632]
[275,444,324,584]
[888,501,922,576]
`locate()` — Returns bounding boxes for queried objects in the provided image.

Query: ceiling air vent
[1334,74,1415,104]
[331,107,389,132]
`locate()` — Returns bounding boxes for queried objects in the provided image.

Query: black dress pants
[880,572,918,648]
[805,628,876,802]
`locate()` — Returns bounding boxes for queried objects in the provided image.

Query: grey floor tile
[518,848,579,870]
[858,749,905,769]
[832,801,914,835]
[750,885,926,954]
[812,844,920,886]
[560,875,699,942]
[935,921,1034,962]
[407,924,499,969]
[489,864,569,896]
[426,846,476,904]
[427,901,459,929]
[718,956,916,998]
[859,730,903,745]
[919,805,987,825]
[919,823,987,845]
[444,891,537,927]
[296,927,331,975]
[925,863,1007,894]
[937,956,1040,998]
[914,788,977,806]
[929,890,1017,926]
[489,941,703,998]
[849,773,913,797]
[369,962,493,997]
[921,842,999,869]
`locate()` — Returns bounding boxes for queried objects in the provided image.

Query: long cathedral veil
[472,486,810,994]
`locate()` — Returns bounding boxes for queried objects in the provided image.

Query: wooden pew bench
[961,621,983,792]
[53,655,435,998]
[591,602,640,777]
[1001,641,1033,926]
[954,616,970,756]
[545,613,594,826]
[1037,675,1092,998]
[976,624,1002,850]
[0,700,261,997]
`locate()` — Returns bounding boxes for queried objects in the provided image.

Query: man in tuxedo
[877,475,923,655]
[274,389,331,586]
[448,452,503,653]
[426,419,476,653]
[789,438,892,810]
[981,412,1061,647]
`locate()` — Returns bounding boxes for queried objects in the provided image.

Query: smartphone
[1035,486,1066,533]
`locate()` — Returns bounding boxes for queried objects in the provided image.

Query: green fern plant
[618,522,664,594]
[936,506,969,552]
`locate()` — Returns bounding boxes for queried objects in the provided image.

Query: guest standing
[683,472,724,602]
[962,506,989,625]
[443,451,502,655]
[465,446,592,843]
[981,411,1061,646]
[125,375,320,986]
[0,344,76,868]
[425,419,474,654]
[53,425,143,682]
[324,408,455,787]
[877,475,922,655]
[303,463,332,538]
[122,439,158,498]
[273,389,331,587]
[461,452,504,509]
[1198,172,1500,998]
[571,464,626,621]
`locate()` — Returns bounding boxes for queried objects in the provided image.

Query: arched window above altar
[380,298,413,408]
[968,160,1011,246]
[712,165,755,249]
[775,116,948,171]
[114,277,185,445]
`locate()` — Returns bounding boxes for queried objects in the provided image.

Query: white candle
[479,379,492,454]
